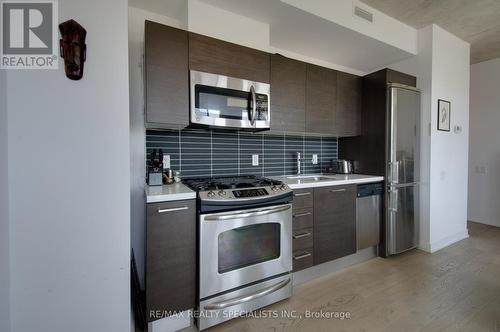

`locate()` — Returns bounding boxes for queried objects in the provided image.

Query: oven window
[195,85,250,121]
[218,223,280,273]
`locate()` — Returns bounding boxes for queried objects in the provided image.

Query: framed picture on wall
[437,99,451,132]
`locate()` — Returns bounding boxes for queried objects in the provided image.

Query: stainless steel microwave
[190,70,270,130]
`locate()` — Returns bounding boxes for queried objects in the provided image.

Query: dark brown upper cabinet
[386,68,417,87]
[189,33,270,83]
[313,185,357,265]
[306,64,337,135]
[359,68,417,176]
[146,199,196,322]
[336,72,362,137]
[270,54,306,132]
[145,21,189,129]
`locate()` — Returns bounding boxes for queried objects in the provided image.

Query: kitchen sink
[286,175,337,181]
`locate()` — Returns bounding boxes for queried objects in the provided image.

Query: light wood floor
[203,222,500,332]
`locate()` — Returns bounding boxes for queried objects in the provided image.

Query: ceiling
[360,0,500,64]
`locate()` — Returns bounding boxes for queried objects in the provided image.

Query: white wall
[428,26,470,249]
[468,57,500,227]
[6,0,131,331]
[0,69,10,332]
[187,0,270,52]
[389,25,470,252]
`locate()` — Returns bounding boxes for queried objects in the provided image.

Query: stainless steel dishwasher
[356,183,383,250]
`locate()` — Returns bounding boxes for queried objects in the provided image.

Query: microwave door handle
[249,85,257,126]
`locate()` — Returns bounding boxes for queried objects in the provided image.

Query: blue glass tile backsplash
[146,129,338,178]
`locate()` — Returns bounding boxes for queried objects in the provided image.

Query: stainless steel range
[183,176,293,330]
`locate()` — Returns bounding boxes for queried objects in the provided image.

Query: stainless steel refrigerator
[385,83,421,256]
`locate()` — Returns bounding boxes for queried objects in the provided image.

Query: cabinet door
[145,21,189,128]
[270,54,306,132]
[313,185,356,264]
[146,200,196,322]
[306,64,337,134]
[336,72,362,137]
[189,32,270,83]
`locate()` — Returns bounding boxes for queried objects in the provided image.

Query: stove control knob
[218,190,227,197]
[280,184,288,191]
[271,186,278,191]
[207,191,216,198]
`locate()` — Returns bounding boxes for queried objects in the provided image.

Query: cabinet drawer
[293,228,313,251]
[293,189,313,209]
[148,200,196,215]
[293,208,313,230]
[293,248,313,272]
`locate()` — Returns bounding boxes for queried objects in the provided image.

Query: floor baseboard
[428,229,469,253]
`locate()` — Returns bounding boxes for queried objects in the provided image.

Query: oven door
[199,204,292,299]
[190,70,270,130]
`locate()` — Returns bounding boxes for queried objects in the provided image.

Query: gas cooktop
[183,175,283,192]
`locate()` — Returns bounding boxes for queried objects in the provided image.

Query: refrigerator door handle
[389,188,398,213]
[388,161,400,184]
[388,182,419,189]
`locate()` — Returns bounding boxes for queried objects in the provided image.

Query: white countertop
[146,174,384,203]
[272,174,384,189]
[146,183,196,203]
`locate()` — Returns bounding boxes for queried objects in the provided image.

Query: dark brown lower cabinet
[146,199,196,322]
[313,185,357,265]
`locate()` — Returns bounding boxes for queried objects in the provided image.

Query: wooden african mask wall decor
[59,19,87,80]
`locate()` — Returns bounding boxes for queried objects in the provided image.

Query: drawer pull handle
[293,232,311,239]
[157,206,189,213]
[329,188,346,193]
[293,252,312,260]
[294,192,311,197]
[203,278,291,310]
[293,212,311,218]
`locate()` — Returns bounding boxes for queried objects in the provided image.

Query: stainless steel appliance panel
[387,84,420,186]
[198,274,292,330]
[386,84,421,255]
[199,204,292,299]
[190,70,270,130]
[387,184,418,254]
[357,194,381,250]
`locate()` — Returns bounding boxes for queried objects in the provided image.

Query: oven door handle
[203,278,291,310]
[204,205,291,221]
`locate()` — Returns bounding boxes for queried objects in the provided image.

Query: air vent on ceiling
[354,5,373,23]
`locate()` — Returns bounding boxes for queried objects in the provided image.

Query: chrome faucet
[296,152,302,175]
